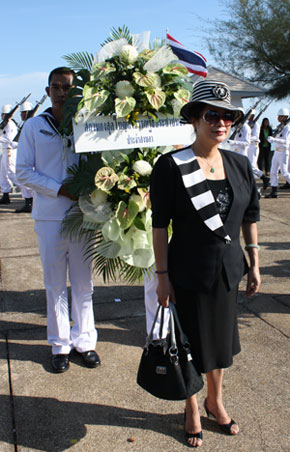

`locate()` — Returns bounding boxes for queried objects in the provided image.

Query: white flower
[132,160,152,176]
[115,80,135,99]
[119,44,139,63]
[130,194,146,212]
[90,188,107,207]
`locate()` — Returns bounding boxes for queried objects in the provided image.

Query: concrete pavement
[0,189,289,452]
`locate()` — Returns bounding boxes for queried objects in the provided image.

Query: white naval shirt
[0,120,18,150]
[268,124,290,152]
[16,112,79,221]
[249,121,260,146]
[228,123,251,153]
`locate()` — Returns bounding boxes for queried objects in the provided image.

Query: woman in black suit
[150,80,261,448]
[258,117,273,175]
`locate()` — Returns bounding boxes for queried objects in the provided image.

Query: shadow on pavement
[0,394,225,452]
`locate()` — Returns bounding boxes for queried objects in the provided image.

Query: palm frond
[63,51,94,71]
[101,26,132,46]
[62,206,145,284]
[150,38,166,49]
[119,261,144,284]
[63,154,104,197]
[61,206,97,242]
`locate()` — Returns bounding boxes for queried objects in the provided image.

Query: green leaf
[90,62,116,80]
[116,200,139,229]
[63,51,94,71]
[96,239,121,259]
[102,217,121,242]
[115,96,136,117]
[122,248,155,268]
[117,173,137,191]
[133,71,161,87]
[101,25,132,46]
[174,88,190,104]
[134,216,146,231]
[83,85,110,111]
[145,88,166,110]
[162,63,188,76]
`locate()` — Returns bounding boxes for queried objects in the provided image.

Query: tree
[208,0,290,99]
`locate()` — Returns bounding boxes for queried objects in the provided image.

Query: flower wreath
[60,26,191,283]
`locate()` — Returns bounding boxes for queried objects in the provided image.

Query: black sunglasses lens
[204,110,235,123]
[204,111,220,122]
[223,112,235,122]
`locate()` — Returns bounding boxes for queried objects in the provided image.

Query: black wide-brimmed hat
[181,79,244,123]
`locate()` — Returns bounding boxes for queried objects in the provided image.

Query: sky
[0,0,286,126]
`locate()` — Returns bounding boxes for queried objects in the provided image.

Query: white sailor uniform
[268,124,290,187]
[0,120,18,192]
[16,110,97,355]
[248,121,263,178]
[227,123,251,157]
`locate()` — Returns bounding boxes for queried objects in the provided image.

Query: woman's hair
[261,117,270,128]
[180,102,206,123]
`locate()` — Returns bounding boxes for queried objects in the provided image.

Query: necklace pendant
[210,168,215,173]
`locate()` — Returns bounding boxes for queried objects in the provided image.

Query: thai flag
[166,32,207,77]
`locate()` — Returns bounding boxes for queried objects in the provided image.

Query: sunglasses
[202,110,236,125]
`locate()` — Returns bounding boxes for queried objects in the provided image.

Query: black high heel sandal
[203,398,239,435]
[184,410,203,447]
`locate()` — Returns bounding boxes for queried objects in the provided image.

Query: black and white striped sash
[172,147,231,243]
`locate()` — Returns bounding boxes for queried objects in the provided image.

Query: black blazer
[150,148,260,292]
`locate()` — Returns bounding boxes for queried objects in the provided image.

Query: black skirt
[173,267,241,374]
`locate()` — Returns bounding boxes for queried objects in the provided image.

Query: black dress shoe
[80,350,101,368]
[280,182,290,189]
[15,204,32,213]
[51,354,69,373]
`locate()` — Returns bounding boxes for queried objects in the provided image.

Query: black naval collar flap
[39,107,60,134]
[171,146,231,244]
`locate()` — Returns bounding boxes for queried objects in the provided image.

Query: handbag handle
[145,305,168,347]
[145,302,190,351]
[169,302,191,347]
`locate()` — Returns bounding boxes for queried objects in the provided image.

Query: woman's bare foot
[184,403,203,447]
[205,397,239,435]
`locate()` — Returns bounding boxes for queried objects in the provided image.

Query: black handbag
[137,302,204,400]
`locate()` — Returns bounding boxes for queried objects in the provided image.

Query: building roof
[191,66,265,98]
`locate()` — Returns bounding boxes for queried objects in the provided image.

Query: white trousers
[34,220,97,354]
[248,144,263,178]
[20,184,33,199]
[143,267,169,339]
[270,150,290,187]
[0,148,18,193]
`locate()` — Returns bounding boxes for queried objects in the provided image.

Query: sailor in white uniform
[0,104,19,204]
[265,108,290,198]
[16,67,100,373]
[14,102,34,213]
[227,122,251,157]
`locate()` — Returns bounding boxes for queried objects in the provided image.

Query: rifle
[229,97,263,140]
[250,100,273,127]
[272,115,290,137]
[13,94,48,142]
[0,93,31,130]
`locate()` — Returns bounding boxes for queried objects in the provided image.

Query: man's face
[45,73,73,109]
[278,115,288,123]
[21,111,28,121]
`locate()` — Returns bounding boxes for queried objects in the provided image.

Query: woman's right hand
[156,274,176,307]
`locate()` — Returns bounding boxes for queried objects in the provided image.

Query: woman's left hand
[246,265,261,297]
